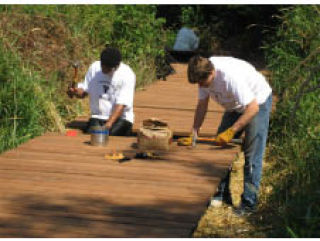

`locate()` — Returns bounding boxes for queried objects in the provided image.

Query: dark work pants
[86,118,132,136]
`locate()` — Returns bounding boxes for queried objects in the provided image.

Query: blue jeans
[216,94,272,207]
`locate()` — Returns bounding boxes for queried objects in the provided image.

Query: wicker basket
[137,118,172,151]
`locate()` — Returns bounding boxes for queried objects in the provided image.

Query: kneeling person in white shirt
[67,46,136,136]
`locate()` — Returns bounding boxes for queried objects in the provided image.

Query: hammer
[71,61,80,88]
[178,136,243,146]
[67,61,80,98]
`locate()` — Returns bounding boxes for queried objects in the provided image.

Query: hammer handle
[74,67,78,82]
[197,137,216,142]
[197,137,242,144]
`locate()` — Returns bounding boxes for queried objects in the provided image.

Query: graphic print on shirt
[103,84,109,94]
[97,79,112,117]
[98,78,122,117]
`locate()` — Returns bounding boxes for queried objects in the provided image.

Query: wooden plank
[133,107,223,136]
[135,82,224,112]
[133,63,224,136]
[0,64,240,237]
[0,134,238,237]
[0,212,192,237]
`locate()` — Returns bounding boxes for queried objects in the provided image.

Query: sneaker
[210,192,232,207]
[210,195,223,207]
[233,203,256,217]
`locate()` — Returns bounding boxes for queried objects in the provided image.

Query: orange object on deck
[66,130,78,137]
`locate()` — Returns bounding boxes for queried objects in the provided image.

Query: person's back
[173,27,199,51]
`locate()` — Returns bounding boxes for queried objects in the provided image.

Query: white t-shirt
[173,27,199,51]
[77,61,136,123]
[199,57,272,113]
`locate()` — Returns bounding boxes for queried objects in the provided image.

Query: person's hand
[105,121,113,130]
[67,87,76,98]
[216,128,235,146]
[177,128,198,146]
[191,128,198,147]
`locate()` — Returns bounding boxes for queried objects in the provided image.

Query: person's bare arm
[192,96,209,134]
[105,104,125,129]
[231,98,259,133]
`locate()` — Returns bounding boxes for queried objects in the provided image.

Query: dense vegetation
[0,41,59,152]
[158,5,280,67]
[0,4,319,237]
[262,5,320,237]
[0,5,168,153]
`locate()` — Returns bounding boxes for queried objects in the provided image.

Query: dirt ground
[193,152,272,238]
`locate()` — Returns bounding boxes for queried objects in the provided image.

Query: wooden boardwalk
[0,64,239,237]
[134,63,225,136]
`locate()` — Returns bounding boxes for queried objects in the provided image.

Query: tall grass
[3,5,168,88]
[262,5,320,237]
[0,5,169,153]
[0,41,62,153]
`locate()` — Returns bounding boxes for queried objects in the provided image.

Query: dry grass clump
[193,152,269,238]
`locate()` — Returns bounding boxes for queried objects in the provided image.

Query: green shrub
[263,5,320,237]
[0,41,60,153]
[0,5,169,153]
[110,5,167,87]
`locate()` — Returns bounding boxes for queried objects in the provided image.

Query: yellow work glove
[177,136,192,146]
[216,128,235,146]
[177,131,197,146]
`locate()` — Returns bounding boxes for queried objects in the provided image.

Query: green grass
[0,5,170,153]
[262,5,320,237]
[0,41,61,153]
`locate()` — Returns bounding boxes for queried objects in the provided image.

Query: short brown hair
[187,56,214,84]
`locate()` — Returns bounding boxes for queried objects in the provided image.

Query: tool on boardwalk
[66,129,78,137]
[105,150,162,163]
[178,136,242,146]
[105,150,131,163]
[135,151,161,160]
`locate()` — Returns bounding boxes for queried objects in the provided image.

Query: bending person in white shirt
[187,55,272,216]
[67,47,136,136]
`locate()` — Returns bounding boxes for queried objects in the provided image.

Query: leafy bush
[263,5,320,237]
[0,41,61,153]
[110,5,167,87]
[0,5,169,153]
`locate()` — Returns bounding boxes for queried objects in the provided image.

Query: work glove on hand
[177,129,198,146]
[216,128,235,146]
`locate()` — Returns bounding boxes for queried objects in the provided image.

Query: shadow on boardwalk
[0,194,207,237]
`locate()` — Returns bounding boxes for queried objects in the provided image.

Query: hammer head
[72,61,80,69]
